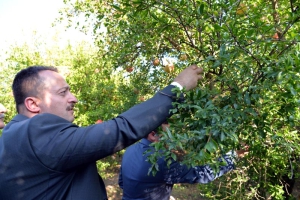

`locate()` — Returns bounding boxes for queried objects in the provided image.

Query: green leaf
[149,11,159,21]
[197,4,205,15]
[171,153,177,161]
[244,92,251,105]
[204,140,218,153]
[111,5,122,11]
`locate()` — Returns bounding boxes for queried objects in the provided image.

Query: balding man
[0,65,203,200]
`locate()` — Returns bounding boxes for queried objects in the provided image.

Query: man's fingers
[191,65,203,73]
[198,75,203,81]
[173,65,204,91]
[196,67,203,74]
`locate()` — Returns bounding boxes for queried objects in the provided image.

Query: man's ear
[24,97,40,113]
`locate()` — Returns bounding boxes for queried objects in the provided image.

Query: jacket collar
[140,138,152,146]
[11,114,29,122]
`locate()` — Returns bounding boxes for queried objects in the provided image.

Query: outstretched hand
[174,64,203,91]
[236,145,250,158]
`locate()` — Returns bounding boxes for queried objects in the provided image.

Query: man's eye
[60,90,67,95]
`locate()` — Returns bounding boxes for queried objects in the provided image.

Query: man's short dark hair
[145,120,169,138]
[12,66,58,113]
[162,120,168,125]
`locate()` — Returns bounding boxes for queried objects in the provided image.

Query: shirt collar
[140,138,152,146]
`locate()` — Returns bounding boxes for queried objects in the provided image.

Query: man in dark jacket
[0,65,202,199]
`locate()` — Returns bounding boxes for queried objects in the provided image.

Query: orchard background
[1,0,300,199]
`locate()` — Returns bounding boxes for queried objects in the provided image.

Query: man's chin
[69,116,75,123]
[60,115,74,122]
[66,111,75,122]
[0,122,5,129]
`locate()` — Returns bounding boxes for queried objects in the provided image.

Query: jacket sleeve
[28,85,182,171]
[163,154,235,184]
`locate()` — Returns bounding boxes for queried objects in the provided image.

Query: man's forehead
[38,70,60,78]
[38,70,69,88]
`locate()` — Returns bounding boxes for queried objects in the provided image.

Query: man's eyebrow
[58,86,70,92]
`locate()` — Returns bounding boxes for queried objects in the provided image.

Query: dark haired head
[162,120,168,125]
[145,120,169,139]
[12,66,58,113]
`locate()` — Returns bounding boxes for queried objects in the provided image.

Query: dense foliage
[59,0,300,199]
[1,0,299,198]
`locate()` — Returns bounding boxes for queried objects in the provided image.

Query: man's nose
[69,93,78,103]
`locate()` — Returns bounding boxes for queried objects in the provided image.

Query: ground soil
[103,164,300,200]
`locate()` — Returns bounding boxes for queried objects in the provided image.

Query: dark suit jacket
[0,85,180,200]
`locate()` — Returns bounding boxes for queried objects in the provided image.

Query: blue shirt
[119,138,235,200]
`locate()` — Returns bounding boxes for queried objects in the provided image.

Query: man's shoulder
[3,114,29,131]
[4,113,77,134]
[123,140,145,155]
[32,113,70,121]
[9,113,70,123]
